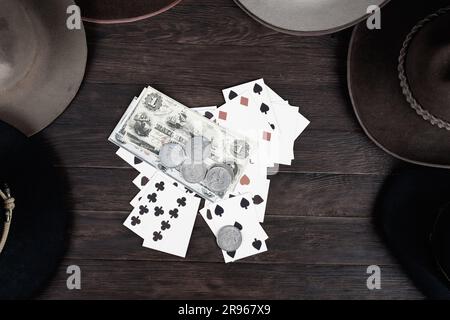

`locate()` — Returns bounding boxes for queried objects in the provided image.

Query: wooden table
[38,0,422,299]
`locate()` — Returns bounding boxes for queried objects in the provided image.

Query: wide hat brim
[376,165,450,299]
[234,0,390,35]
[76,0,183,24]
[348,0,450,168]
[0,0,87,137]
[0,121,69,299]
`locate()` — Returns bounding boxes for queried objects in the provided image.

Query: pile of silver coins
[159,136,235,194]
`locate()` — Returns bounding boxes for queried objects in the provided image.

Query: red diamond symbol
[240,96,249,106]
[263,131,271,141]
[218,111,227,120]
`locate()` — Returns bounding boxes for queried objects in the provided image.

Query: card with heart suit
[200,194,268,263]
[124,172,201,258]
[231,167,270,223]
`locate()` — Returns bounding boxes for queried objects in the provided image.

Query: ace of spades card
[200,194,268,263]
[124,172,201,258]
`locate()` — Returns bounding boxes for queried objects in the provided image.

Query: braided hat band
[398,6,450,130]
[0,184,15,254]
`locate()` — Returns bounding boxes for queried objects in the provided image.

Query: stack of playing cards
[113,79,309,262]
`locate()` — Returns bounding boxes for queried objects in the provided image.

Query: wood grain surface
[36,0,422,299]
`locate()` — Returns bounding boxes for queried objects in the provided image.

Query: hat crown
[405,12,450,123]
[0,0,37,92]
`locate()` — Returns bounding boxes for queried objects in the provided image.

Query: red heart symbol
[240,175,250,185]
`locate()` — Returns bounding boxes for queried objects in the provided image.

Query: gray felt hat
[235,0,390,35]
[0,0,87,136]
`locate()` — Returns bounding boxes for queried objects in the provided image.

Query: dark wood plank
[39,259,422,299]
[64,168,385,217]
[85,4,348,49]
[65,211,394,265]
[40,121,394,174]
[50,82,361,132]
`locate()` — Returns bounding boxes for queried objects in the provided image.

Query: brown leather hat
[0,0,87,137]
[348,0,450,168]
[235,0,390,35]
[76,0,182,24]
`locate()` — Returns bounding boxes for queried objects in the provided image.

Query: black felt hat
[0,121,68,299]
[376,165,450,299]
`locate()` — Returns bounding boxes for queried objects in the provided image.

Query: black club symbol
[131,216,141,226]
[161,220,171,230]
[139,205,149,215]
[147,193,157,203]
[153,231,163,241]
[154,206,164,216]
[155,181,165,191]
[169,208,179,219]
[185,187,193,194]
[177,197,187,207]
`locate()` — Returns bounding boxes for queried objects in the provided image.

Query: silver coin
[217,225,242,252]
[204,164,234,193]
[159,143,186,168]
[181,162,207,183]
[186,136,211,161]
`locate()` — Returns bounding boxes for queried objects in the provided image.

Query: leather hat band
[398,6,450,130]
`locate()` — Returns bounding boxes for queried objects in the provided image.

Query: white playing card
[200,194,268,263]
[231,175,270,223]
[223,81,295,165]
[222,79,267,103]
[124,172,201,258]
[222,79,309,164]
[215,95,276,168]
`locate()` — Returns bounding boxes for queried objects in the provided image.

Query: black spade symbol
[228,90,238,100]
[240,197,250,209]
[214,205,224,217]
[206,209,212,220]
[252,238,262,250]
[253,83,263,95]
[260,103,270,114]
[134,157,143,165]
[234,222,243,230]
[227,251,236,258]
[252,195,264,205]
[204,111,214,119]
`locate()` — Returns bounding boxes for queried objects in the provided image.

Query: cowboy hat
[0,0,87,137]
[376,165,450,299]
[234,0,390,35]
[0,121,69,299]
[348,0,450,168]
[76,0,183,24]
